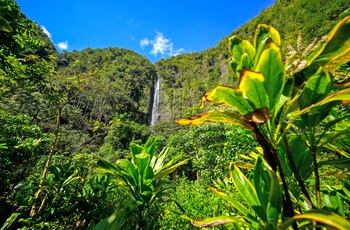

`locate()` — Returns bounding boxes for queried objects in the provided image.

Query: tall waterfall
[150,77,161,126]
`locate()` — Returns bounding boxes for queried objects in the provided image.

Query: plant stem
[310,127,321,209]
[282,135,314,209]
[312,149,321,209]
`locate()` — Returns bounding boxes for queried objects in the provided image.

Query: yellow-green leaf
[281,209,350,230]
[176,110,243,126]
[305,16,350,74]
[201,86,253,114]
[255,42,285,115]
[239,69,269,109]
[191,216,244,227]
[253,24,281,69]
[229,35,255,71]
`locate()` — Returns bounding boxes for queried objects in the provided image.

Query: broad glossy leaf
[130,143,142,162]
[93,209,133,230]
[266,169,282,228]
[201,86,253,114]
[321,190,344,217]
[207,186,251,218]
[141,138,157,159]
[0,212,21,230]
[134,153,152,184]
[288,135,313,180]
[190,215,245,227]
[234,162,255,169]
[255,42,285,115]
[291,88,350,122]
[151,146,169,174]
[229,35,255,69]
[236,52,251,77]
[118,159,140,186]
[239,69,269,109]
[318,158,350,170]
[281,209,350,230]
[155,158,189,180]
[305,16,350,74]
[299,68,333,109]
[229,162,260,211]
[176,110,243,126]
[253,24,281,69]
[253,157,270,222]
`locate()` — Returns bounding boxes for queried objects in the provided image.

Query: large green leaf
[287,135,313,180]
[253,157,270,222]
[239,69,269,110]
[236,52,251,77]
[118,159,139,187]
[0,212,21,230]
[200,86,253,114]
[154,158,189,180]
[299,68,333,109]
[305,16,350,74]
[266,169,282,228]
[318,158,350,170]
[190,216,245,227]
[229,35,255,72]
[255,42,285,115]
[229,162,264,219]
[93,209,133,230]
[141,138,157,159]
[207,186,254,220]
[321,190,344,217]
[281,209,350,230]
[176,110,243,126]
[253,24,281,69]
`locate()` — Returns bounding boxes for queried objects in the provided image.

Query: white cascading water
[150,77,161,126]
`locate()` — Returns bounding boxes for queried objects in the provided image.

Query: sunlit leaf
[239,69,269,109]
[266,169,282,228]
[256,42,285,115]
[229,162,261,211]
[281,209,350,230]
[304,16,350,74]
[176,110,243,126]
[253,24,281,69]
[201,86,253,114]
[155,158,189,179]
[229,35,255,71]
[190,215,244,227]
[207,186,253,220]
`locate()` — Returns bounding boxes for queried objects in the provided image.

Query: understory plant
[94,138,189,230]
[177,15,350,229]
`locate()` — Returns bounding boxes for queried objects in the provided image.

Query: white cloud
[40,25,52,40]
[140,38,150,48]
[140,31,185,56]
[57,40,69,50]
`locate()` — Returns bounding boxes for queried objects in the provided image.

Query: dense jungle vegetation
[1,0,350,229]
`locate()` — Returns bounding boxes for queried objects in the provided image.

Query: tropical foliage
[178,14,350,229]
[1,0,350,229]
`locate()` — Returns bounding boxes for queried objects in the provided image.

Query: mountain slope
[155,0,350,122]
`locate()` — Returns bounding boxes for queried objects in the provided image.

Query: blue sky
[16,0,275,63]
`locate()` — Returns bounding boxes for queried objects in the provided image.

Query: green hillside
[155,0,350,122]
[1,0,350,229]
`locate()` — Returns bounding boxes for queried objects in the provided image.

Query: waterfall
[150,77,161,126]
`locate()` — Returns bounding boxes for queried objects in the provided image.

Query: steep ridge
[154,0,350,122]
